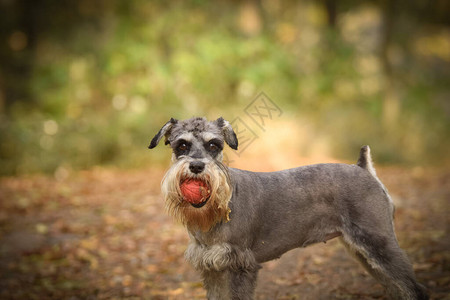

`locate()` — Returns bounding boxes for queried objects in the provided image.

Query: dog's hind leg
[340,228,428,300]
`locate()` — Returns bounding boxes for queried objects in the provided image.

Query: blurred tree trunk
[0,0,38,111]
[380,0,394,77]
[380,0,399,129]
[324,0,337,28]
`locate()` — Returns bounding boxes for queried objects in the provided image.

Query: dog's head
[149,117,238,231]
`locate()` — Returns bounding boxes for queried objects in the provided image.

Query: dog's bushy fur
[161,158,232,231]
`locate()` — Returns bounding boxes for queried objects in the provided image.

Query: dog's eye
[178,143,188,151]
[208,143,218,151]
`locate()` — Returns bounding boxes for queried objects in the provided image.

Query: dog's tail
[357,145,377,177]
[356,145,395,218]
[357,145,395,218]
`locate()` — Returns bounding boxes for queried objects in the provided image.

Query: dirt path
[0,166,449,299]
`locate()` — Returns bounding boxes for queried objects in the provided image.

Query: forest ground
[0,165,449,299]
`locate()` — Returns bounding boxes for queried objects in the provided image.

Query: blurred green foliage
[0,0,449,175]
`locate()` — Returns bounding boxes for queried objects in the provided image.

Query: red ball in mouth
[180,179,211,205]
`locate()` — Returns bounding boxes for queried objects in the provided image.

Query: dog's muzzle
[161,158,233,231]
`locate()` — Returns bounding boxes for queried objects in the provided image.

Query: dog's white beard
[161,159,232,231]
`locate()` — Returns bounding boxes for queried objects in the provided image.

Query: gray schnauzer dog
[149,117,428,300]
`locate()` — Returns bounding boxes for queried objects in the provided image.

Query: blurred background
[1,0,449,175]
[1,1,450,299]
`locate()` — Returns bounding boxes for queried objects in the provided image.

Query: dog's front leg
[202,268,259,300]
[229,268,259,300]
[202,269,232,300]
[187,241,260,299]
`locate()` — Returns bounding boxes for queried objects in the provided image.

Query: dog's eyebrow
[202,132,220,142]
[175,132,194,143]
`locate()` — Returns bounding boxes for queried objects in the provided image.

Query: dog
[149,117,428,300]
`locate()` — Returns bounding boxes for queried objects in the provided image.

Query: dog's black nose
[189,161,205,174]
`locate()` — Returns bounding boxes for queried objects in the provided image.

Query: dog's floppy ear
[215,117,238,150]
[148,118,178,149]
